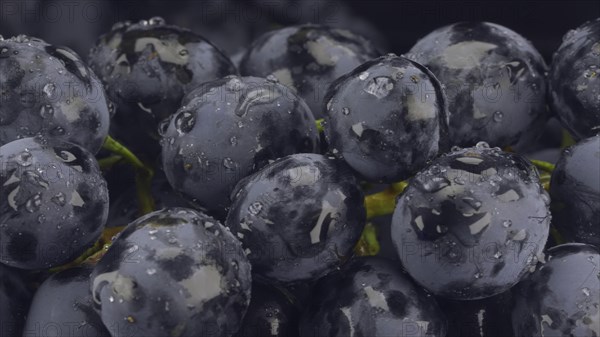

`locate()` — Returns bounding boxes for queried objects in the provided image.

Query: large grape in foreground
[0,137,109,269]
[226,153,365,283]
[0,35,111,153]
[408,22,548,148]
[91,208,252,337]
[161,75,320,217]
[551,135,600,247]
[240,24,380,118]
[550,18,600,140]
[300,257,447,337]
[324,53,449,183]
[512,244,600,337]
[88,18,237,155]
[391,144,551,300]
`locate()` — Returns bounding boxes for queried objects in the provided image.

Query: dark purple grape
[225,153,365,283]
[90,208,251,337]
[512,243,600,337]
[0,35,111,153]
[551,135,600,247]
[438,290,513,337]
[407,22,548,148]
[24,266,110,337]
[323,53,449,182]
[550,18,600,140]
[391,143,551,300]
[0,263,33,336]
[88,18,237,156]
[0,137,109,269]
[299,257,447,337]
[235,283,299,337]
[239,24,380,118]
[161,75,320,218]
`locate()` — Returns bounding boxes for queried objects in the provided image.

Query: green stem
[530,159,555,173]
[98,155,123,171]
[315,118,324,133]
[354,222,380,256]
[101,135,155,215]
[102,136,147,172]
[364,180,408,220]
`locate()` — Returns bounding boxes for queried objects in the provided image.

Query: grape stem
[354,222,380,256]
[364,180,408,219]
[530,159,555,173]
[101,135,155,214]
[315,118,325,133]
[98,155,123,171]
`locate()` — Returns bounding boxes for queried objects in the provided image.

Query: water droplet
[109,296,115,303]
[37,214,46,223]
[494,251,503,259]
[475,141,490,149]
[364,77,394,98]
[410,75,419,83]
[148,17,165,25]
[43,83,56,97]
[462,197,482,210]
[40,105,54,118]
[174,112,195,134]
[51,192,66,206]
[223,158,237,170]
[25,194,42,213]
[493,111,504,122]
[342,107,350,115]
[358,72,369,80]
[146,268,157,275]
[248,202,263,215]
[178,49,189,56]
[582,287,590,296]
[419,176,451,193]
[16,151,33,166]
[474,272,482,279]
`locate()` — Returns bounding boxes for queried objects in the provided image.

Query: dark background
[0,0,598,65]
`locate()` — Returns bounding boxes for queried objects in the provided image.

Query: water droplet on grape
[248,202,263,215]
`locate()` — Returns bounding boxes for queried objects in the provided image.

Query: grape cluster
[0,10,598,337]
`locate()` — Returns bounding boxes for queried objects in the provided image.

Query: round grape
[323,53,449,182]
[225,153,365,283]
[391,143,551,300]
[407,22,548,148]
[0,35,111,153]
[90,208,251,337]
[0,137,109,269]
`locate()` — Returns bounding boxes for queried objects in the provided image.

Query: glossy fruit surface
[324,53,449,182]
[300,257,447,337]
[408,22,548,148]
[0,137,109,269]
[88,18,237,156]
[0,35,111,153]
[391,144,551,300]
[161,75,320,217]
[240,24,380,118]
[91,208,252,337]
[551,135,600,247]
[226,153,365,283]
[512,243,600,337]
[550,18,600,140]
